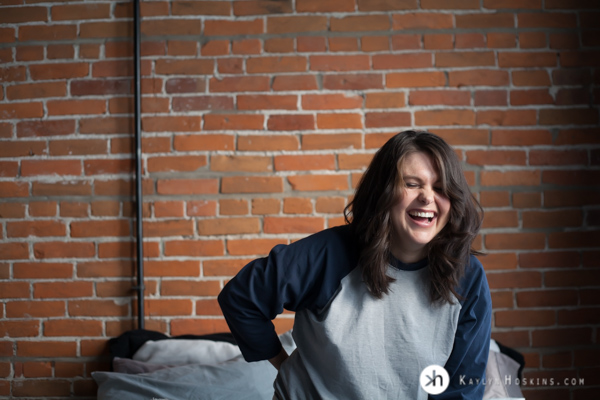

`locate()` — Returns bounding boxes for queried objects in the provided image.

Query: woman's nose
[418,186,434,204]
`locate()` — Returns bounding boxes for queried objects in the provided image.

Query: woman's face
[390,151,451,263]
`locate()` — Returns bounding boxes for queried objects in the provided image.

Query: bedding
[94,331,525,400]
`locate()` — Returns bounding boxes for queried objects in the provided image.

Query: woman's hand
[269,347,289,371]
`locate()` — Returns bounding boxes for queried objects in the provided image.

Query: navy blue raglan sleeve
[217,226,358,362]
[432,255,492,400]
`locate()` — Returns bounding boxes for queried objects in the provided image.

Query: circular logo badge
[420,364,450,395]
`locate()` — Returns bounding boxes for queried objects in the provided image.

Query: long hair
[344,130,483,304]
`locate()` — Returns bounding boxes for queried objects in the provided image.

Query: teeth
[409,211,435,218]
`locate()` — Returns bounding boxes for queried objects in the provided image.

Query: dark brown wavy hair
[344,130,483,304]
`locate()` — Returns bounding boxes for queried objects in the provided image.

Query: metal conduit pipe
[132,0,145,330]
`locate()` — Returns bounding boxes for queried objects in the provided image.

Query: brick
[302,134,362,150]
[511,192,540,208]
[555,128,600,145]
[0,102,44,119]
[227,239,287,256]
[317,113,362,129]
[17,340,76,357]
[486,233,545,250]
[518,12,577,28]
[252,198,280,215]
[173,1,230,15]
[204,114,264,131]
[558,308,600,325]
[491,129,552,146]
[324,74,384,90]
[0,6,47,23]
[328,37,358,52]
[283,197,313,214]
[237,135,299,151]
[59,202,89,217]
[477,110,537,126]
[455,33,485,48]
[331,15,391,32]
[481,252,518,270]
[499,52,557,67]
[422,0,479,8]
[0,182,29,198]
[28,201,58,217]
[32,281,93,301]
[0,203,25,218]
[172,96,233,112]
[145,260,199,278]
[487,271,542,289]
[391,34,421,50]
[247,56,307,73]
[16,45,43,61]
[219,199,248,215]
[474,90,507,106]
[154,200,185,218]
[168,40,197,56]
[209,76,270,92]
[147,155,207,173]
[155,59,213,75]
[357,0,417,10]
[0,320,39,337]
[264,217,325,234]
[33,242,95,259]
[157,179,218,195]
[449,69,509,86]
[302,94,362,110]
[288,174,348,191]
[268,114,315,131]
[197,218,260,236]
[274,155,335,172]
[488,33,516,48]
[436,51,495,67]
[490,291,513,308]
[543,169,600,186]
[7,221,66,238]
[496,310,555,327]
[544,190,600,208]
[316,197,346,213]
[174,134,234,151]
[205,18,263,36]
[361,36,390,52]
[532,328,593,347]
[310,55,370,71]
[409,90,470,106]
[233,0,291,15]
[466,150,526,166]
[221,176,283,193]
[68,300,128,317]
[170,319,230,336]
[338,153,374,170]
[530,150,587,166]
[481,170,541,186]
[387,71,445,88]
[540,108,598,125]
[513,70,551,87]
[392,13,453,29]
[365,92,405,108]
[549,231,600,249]
[267,16,327,34]
[211,155,271,172]
[481,210,519,228]
[0,66,27,82]
[264,38,294,53]
[366,112,414,129]
[77,260,133,278]
[456,13,514,28]
[71,79,131,96]
[0,140,46,157]
[47,99,105,116]
[239,95,297,110]
[161,281,221,298]
[517,290,578,307]
[372,53,432,70]
[297,0,354,12]
[484,0,541,8]
[166,78,206,93]
[0,281,29,298]
[51,3,110,20]
[45,319,102,337]
[415,110,474,126]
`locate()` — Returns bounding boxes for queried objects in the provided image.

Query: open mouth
[408,210,437,224]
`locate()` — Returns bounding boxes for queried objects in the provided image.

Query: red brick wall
[1,0,599,398]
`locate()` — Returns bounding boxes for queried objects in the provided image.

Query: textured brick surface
[0,0,598,397]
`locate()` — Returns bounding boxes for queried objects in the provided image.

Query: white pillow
[133,339,242,365]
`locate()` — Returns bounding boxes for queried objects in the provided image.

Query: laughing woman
[218,130,492,399]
